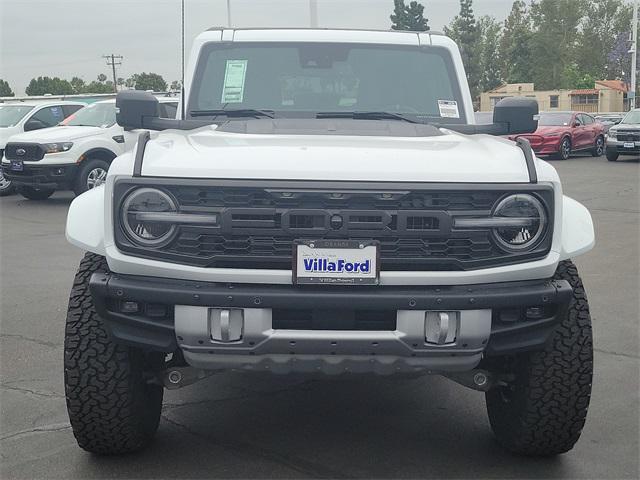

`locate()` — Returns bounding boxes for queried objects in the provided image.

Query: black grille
[616,131,640,142]
[4,143,45,161]
[114,181,554,272]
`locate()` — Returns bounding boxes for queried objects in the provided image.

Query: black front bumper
[1,163,78,189]
[89,272,572,356]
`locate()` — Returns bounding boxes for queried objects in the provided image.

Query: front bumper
[90,272,572,374]
[606,139,640,155]
[1,161,78,189]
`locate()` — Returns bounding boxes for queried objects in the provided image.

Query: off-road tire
[591,136,604,157]
[73,159,110,196]
[605,149,619,162]
[485,260,593,456]
[17,185,55,200]
[64,252,164,455]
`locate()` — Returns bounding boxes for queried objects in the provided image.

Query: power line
[103,54,123,93]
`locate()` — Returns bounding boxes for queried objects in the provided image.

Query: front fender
[66,185,106,255]
[559,195,595,260]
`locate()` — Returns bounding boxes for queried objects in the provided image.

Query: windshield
[621,110,640,124]
[63,103,115,127]
[538,113,573,126]
[0,105,35,128]
[188,42,466,123]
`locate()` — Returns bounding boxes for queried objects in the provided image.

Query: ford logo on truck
[16,148,26,156]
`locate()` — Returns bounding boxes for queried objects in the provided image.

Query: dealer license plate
[293,240,380,285]
[10,160,23,171]
[624,142,635,148]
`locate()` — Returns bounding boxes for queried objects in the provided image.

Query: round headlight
[121,188,177,246]
[492,194,547,251]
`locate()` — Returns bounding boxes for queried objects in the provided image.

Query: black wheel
[74,159,110,196]
[0,171,15,196]
[606,149,619,162]
[17,185,55,200]
[555,137,572,160]
[591,136,604,157]
[485,260,593,456]
[65,252,164,455]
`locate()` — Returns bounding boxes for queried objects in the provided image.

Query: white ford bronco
[64,28,595,457]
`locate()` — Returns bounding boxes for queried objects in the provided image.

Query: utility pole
[103,54,123,93]
[630,0,638,110]
[310,0,318,28]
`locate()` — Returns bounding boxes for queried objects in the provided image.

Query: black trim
[89,272,572,353]
[132,130,150,177]
[2,163,79,189]
[516,137,538,184]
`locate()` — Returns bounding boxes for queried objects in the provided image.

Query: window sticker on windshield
[438,100,460,118]
[221,60,248,103]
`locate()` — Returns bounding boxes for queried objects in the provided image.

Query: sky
[0,0,515,95]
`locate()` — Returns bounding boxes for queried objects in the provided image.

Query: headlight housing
[492,194,547,251]
[42,142,73,154]
[121,187,178,247]
[607,129,617,140]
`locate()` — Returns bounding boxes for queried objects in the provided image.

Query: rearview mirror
[493,97,539,135]
[116,90,160,130]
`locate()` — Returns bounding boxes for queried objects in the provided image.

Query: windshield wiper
[189,109,275,119]
[316,111,419,124]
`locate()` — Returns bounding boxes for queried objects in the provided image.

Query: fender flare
[79,148,117,164]
[66,185,106,255]
[559,195,595,261]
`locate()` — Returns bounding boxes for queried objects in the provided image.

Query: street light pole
[630,0,638,110]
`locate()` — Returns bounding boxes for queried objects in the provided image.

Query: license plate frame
[10,160,24,171]
[293,239,380,285]
[624,142,635,149]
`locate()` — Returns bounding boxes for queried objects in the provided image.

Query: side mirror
[24,119,47,132]
[116,90,160,130]
[493,97,539,135]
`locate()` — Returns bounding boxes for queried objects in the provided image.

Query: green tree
[529,0,586,90]
[170,80,181,91]
[0,79,14,96]
[70,76,86,94]
[97,73,108,83]
[125,75,137,89]
[576,0,632,81]
[501,0,533,83]
[444,0,481,97]
[132,72,168,92]
[390,0,429,31]
[117,77,125,90]
[25,76,74,95]
[83,80,114,94]
[478,16,503,92]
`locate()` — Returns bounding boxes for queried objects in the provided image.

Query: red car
[511,111,606,160]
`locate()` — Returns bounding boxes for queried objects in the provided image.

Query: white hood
[139,127,533,183]
[7,125,104,144]
[0,126,21,149]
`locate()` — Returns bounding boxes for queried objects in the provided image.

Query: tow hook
[163,367,215,390]
[444,369,505,392]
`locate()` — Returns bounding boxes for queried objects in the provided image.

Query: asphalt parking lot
[0,154,638,479]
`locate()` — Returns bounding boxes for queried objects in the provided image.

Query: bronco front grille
[4,143,45,161]
[114,180,554,272]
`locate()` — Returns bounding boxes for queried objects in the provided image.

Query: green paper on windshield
[221,60,248,103]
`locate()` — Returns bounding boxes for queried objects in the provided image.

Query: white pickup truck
[64,28,595,457]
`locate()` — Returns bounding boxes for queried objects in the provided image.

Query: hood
[7,125,104,144]
[0,126,21,149]
[139,126,533,183]
[613,123,640,130]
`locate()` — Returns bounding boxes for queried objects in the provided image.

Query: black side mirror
[493,97,539,135]
[116,90,160,130]
[24,119,47,132]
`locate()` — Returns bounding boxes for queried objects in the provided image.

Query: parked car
[595,113,624,133]
[0,100,85,196]
[64,27,595,457]
[1,97,178,200]
[605,108,640,161]
[510,111,606,160]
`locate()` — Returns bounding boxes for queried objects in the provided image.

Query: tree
[25,76,74,95]
[477,16,503,92]
[529,0,586,90]
[0,79,14,96]
[125,75,137,89]
[117,77,125,90]
[97,73,108,83]
[70,76,86,94]
[131,72,168,92]
[170,80,181,91]
[390,0,429,31]
[501,0,533,84]
[444,0,481,97]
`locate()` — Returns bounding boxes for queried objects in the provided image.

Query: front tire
[17,185,55,200]
[555,137,572,160]
[606,149,619,162]
[591,136,604,157]
[485,260,593,456]
[0,171,15,196]
[74,159,110,196]
[64,252,164,454]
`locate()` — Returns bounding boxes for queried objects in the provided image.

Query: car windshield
[0,105,35,127]
[188,42,466,123]
[621,110,640,124]
[538,113,572,126]
[63,103,115,127]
